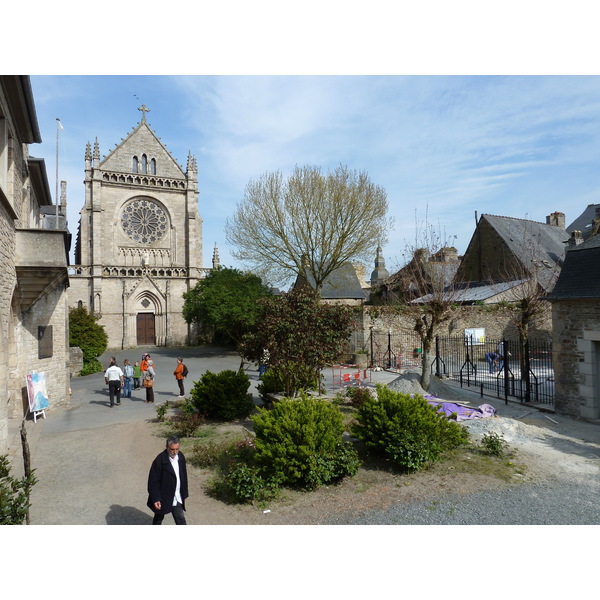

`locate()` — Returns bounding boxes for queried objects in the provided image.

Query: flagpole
[55,118,61,229]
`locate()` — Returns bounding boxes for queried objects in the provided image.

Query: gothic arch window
[141,154,147,174]
[150,158,156,175]
[133,156,138,173]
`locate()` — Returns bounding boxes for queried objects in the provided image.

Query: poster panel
[464,328,485,345]
[26,372,50,412]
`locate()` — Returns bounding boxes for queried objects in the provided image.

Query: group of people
[103,354,188,407]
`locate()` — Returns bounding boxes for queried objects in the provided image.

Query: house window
[133,156,138,173]
[38,325,53,359]
[141,154,147,174]
[150,158,156,175]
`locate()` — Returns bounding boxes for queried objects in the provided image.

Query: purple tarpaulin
[423,394,497,421]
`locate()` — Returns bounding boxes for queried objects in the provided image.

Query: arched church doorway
[136,313,156,345]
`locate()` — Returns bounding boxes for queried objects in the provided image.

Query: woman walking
[144,359,156,403]
[173,357,185,398]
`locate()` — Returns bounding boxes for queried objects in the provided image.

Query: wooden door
[136,313,156,345]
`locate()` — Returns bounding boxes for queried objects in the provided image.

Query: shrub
[352,385,470,473]
[190,435,253,469]
[220,463,281,504]
[155,403,169,422]
[345,386,374,408]
[68,307,108,374]
[256,368,285,400]
[169,400,206,436]
[0,455,37,525]
[480,431,508,456]
[79,359,104,376]
[251,394,360,488]
[190,369,253,421]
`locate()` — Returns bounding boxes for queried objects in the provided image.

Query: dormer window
[141,154,147,174]
[133,156,138,173]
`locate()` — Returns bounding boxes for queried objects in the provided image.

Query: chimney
[546,212,566,228]
[568,230,584,246]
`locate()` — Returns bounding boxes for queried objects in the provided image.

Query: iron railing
[364,329,555,405]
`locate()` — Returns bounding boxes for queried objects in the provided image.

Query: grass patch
[432,444,526,482]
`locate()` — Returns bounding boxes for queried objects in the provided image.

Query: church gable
[100,120,185,179]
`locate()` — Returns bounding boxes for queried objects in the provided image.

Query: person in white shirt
[104,360,124,407]
[147,436,189,525]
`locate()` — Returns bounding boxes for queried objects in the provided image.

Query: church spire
[370,244,389,285]
[93,137,100,163]
[212,243,220,270]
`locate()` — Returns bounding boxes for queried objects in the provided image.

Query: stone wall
[357,303,553,349]
[343,302,553,367]
[552,299,600,419]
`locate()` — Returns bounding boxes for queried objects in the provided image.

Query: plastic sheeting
[423,395,497,421]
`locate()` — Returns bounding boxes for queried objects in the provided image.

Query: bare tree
[490,241,562,392]
[382,218,463,391]
[225,164,392,289]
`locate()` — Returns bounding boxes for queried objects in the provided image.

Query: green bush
[190,369,253,421]
[251,394,360,488]
[352,385,470,473]
[220,463,281,504]
[256,368,285,400]
[79,359,104,376]
[68,307,108,374]
[480,431,508,456]
[0,455,37,525]
[345,386,374,408]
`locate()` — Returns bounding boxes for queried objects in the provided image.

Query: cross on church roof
[138,104,150,122]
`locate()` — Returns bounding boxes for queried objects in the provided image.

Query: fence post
[523,340,531,403]
[503,338,509,405]
[435,335,441,378]
[369,326,374,368]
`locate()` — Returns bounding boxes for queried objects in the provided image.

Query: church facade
[69,107,208,349]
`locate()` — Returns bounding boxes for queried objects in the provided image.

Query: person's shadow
[106,504,153,524]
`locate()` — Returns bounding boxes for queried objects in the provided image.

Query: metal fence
[365,329,555,405]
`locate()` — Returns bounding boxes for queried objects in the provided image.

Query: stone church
[69,107,210,349]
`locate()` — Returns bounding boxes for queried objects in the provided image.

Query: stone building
[546,231,600,420]
[69,107,207,349]
[455,212,569,293]
[0,76,70,453]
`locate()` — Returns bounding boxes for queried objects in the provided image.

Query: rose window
[121,199,168,244]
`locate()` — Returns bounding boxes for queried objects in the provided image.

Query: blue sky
[29,74,600,278]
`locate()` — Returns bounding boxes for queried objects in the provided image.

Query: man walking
[147,436,189,525]
[104,359,124,407]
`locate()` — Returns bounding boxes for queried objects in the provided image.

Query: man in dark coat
[147,435,189,525]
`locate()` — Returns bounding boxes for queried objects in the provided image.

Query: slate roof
[479,214,570,291]
[412,280,526,304]
[545,234,600,300]
[295,262,367,300]
[566,203,600,240]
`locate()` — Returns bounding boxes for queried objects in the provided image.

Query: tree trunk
[20,421,32,525]
[420,336,434,391]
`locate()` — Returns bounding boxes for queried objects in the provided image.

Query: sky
[28,74,600,281]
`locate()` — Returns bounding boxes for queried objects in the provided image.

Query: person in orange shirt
[173,357,185,398]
